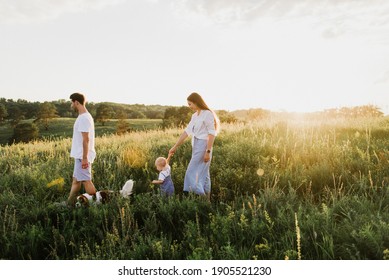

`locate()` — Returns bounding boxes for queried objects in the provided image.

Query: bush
[9,122,39,144]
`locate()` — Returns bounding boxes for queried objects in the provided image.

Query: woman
[169,92,220,199]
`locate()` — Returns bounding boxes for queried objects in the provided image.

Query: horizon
[1,1,389,115]
[1,96,386,116]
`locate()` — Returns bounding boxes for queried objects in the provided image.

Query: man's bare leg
[84,180,96,195]
[67,177,82,207]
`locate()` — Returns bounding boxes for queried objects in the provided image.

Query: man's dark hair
[70,93,85,105]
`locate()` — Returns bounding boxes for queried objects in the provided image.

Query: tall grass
[0,117,389,259]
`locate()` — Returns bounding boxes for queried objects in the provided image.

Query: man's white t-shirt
[70,112,96,163]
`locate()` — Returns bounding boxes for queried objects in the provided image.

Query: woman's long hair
[187,92,220,133]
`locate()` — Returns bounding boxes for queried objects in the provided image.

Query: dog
[75,190,112,208]
[120,179,134,198]
[75,179,134,208]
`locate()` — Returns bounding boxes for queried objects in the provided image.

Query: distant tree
[217,110,238,124]
[247,108,270,121]
[53,99,73,118]
[162,107,179,128]
[128,110,146,119]
[116,110,130,135]
[177,106,192,123]
[162,106,192,128]
[321,108,338,119]
[0,103,7,123]
[323,105,384,119]
[8,106,25,128]
[15,99,39,119]
[145,110,164,119]
[355,105,384,118]
[95,104,114,126]
[86,102,97,118]
[9,123,39,144]
[36,102,59,131]
[112,108,128,119]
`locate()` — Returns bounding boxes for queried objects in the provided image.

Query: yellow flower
[47,177,65,188]
[383,249,389,260]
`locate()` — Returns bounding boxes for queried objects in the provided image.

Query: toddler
[152,155,174,197]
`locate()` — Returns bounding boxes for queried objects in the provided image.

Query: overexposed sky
[1,0,389,114]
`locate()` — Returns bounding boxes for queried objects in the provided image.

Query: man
[68,92,97,207]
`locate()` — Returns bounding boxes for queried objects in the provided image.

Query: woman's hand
[169,132,188,157]
[169,146,177,156]
[204,152,210,162]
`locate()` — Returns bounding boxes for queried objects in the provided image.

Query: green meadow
[0,118,162,145]
[1,117,389,259]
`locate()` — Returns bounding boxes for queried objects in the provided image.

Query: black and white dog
[75,179,134,208]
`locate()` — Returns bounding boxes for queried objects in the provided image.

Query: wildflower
[264,210,274,229]
[239,213,248,228]
[321,203,328,214]
[255,241,270,252]
[253,194,257,206]
[154,241,163,258]
[295,212,302,260]
[384,249,389,260]
[47,177,65,191]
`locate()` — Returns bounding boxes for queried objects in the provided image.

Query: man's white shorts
[73,159,92,181]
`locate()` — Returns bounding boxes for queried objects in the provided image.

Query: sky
[1,0,389,114]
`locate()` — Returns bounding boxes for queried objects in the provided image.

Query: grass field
[1,117,389,260]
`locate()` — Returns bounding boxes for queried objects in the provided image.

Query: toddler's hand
[169,147,176,156]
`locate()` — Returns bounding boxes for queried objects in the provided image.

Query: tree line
[0,98,168,125]
[0,98,238,144]
[232,105,385,121]
[0,99,167,144]
[0,98,384,145]
[0,98,238,128]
